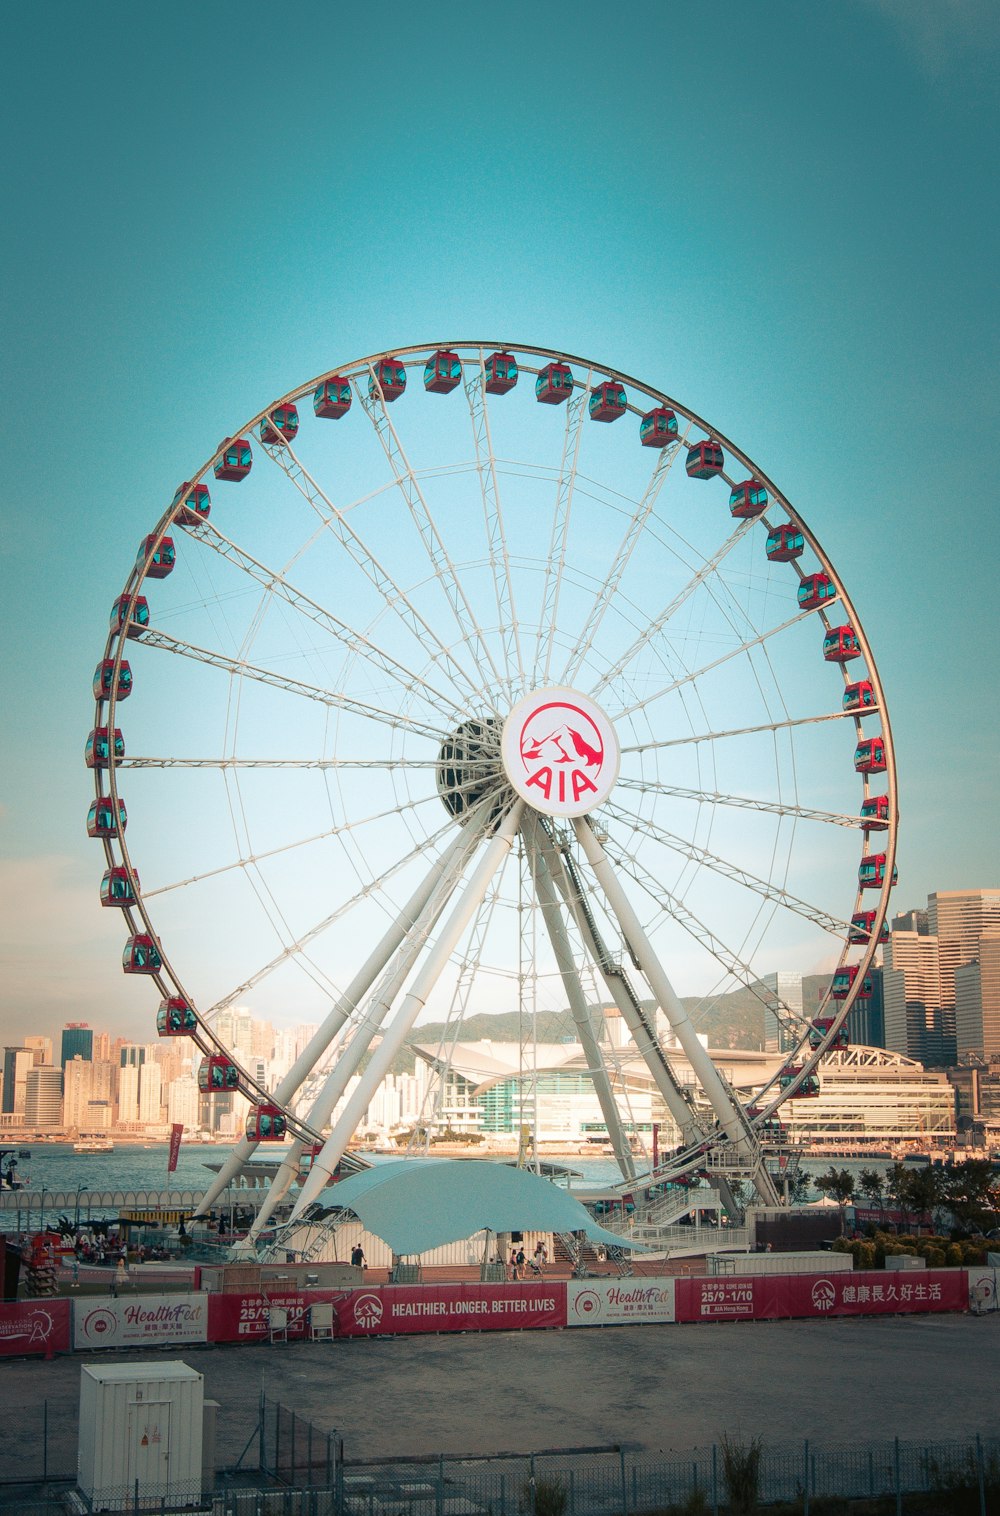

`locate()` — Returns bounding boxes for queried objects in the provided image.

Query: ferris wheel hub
[501,687,620,818]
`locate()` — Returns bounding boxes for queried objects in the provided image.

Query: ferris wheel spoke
[121,756,442,771]
[598,837,813,1040]
[534,373,591,686]
[464,357,525,699]
[138,628,447,742]
[357,364,506,705]
[614,775,862,829]
[256,432,488,709]
[619,708,852,755]
[183,519,468,724]
[589,518,758,699]
[560,424,690,688]
[202,816,460,1021]
[604,798,848,936]
[140,794,444,900]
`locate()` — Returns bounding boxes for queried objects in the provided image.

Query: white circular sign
[501,687,619,817]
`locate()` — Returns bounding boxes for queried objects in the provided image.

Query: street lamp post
[75,1185,88,1231]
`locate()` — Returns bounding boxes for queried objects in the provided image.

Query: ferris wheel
[88,342,897,1227]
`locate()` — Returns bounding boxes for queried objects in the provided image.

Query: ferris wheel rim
[90,339,898,1178]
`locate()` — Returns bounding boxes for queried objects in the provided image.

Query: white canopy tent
[310,1157,651,1256]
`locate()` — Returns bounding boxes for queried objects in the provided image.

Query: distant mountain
[363,973,833,1076]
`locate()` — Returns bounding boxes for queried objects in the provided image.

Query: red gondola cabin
[859,854,896,888]
[171,482,211,526]
[259,404,299,446]
[246,1103,287,1141]
[198,1055,240,1093]
[423,350,462,394]
[831,965,874,999]
[686,441,724,478]
[778,1066,820,1097]
[214,438,253,482]
[639,407,678,447]
[588,381,627,422]
[484,351,518,394]
[729,479,768,518]
[313,376,352,419]
[157,997,197,1036]
[136,535,175,579]
[123,934,162,974]
[797,573,836,610]
[535,362,574,404]
[849,910,889,945]
[765,524,804,561]
[843,681,876,712]
[823,625,860,661]
[809,1018,849,1051]
[87,796,127,838]
[369,360,406,402]
[110,594,149,639]
[854,737,887,774]
[100,867,138,907]
[86,727,125,769]
[93,660,132,701]
[861,794,890,831]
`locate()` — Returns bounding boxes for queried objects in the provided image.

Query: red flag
[167,1123,183,1173]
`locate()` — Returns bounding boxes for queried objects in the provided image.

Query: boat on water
[73,1135,115,1154]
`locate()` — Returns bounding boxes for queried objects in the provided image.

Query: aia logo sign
[502,687,619,817]
[811,1279,837,1313]
[353,1292,384,1331]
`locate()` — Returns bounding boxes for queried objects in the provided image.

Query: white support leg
[193,826,474,1218]
[537,822,698,1145]
[288,800,525,1221]
[572,816,747,1147]
[246,822,484,1240]
[523,820,637,1182]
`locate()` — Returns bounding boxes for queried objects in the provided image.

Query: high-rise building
[930,891,1000,1012]
[166,1075,200,1131]
[137,1062,162,1125]
[60,1024,93,1069]
[118,1064,140,1124]
[761,972,803,1054]
[23,1036,52,1066]
[24,1066,63,1129]
[63,1056,95,1129]
[847,966,885,1049]
[883,918,948,1065]
[2,1047,33,1115]
[955,930,1000,1059]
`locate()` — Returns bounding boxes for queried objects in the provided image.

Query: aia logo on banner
[353,1293,383,1330]
[572,1290,603,1319]
[811,1279,837,1313]
[502,688,619,818]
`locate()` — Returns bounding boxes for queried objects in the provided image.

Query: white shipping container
[79,1361,204,1511]
[709,1250,854,1276]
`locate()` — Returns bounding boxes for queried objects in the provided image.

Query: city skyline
[2,3,998,1046]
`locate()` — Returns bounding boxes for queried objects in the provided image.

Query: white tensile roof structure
[312,1157,651,1256]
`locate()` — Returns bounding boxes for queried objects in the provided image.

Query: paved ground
[3,1310,998,1479]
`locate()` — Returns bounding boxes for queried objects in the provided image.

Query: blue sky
[1,0,997,1043]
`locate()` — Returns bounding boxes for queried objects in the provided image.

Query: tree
[857,1166,887,1224]
[814,1166,856,1233]
[941,1159,1000,1234]
[895,1163,946,1231]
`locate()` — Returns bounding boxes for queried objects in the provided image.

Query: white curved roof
[313,1157,649,1256]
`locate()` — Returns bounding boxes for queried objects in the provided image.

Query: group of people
[508,1240,547,1279]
